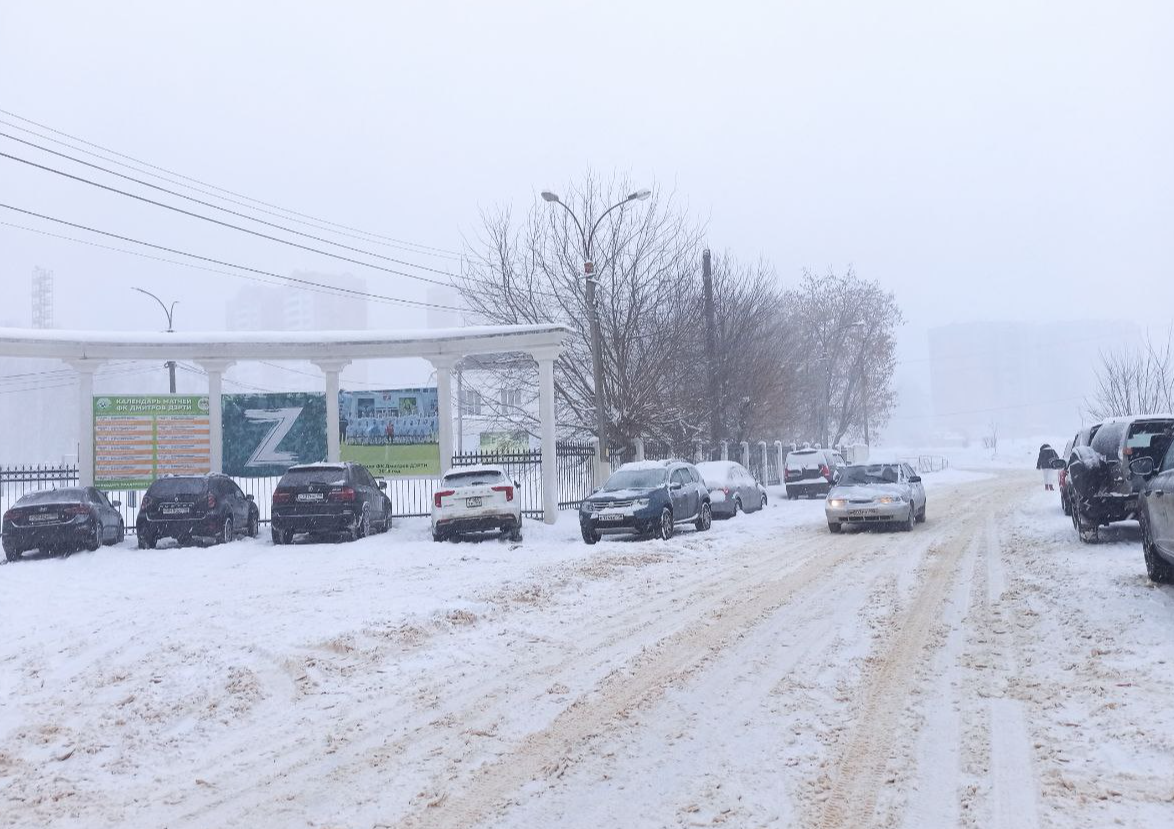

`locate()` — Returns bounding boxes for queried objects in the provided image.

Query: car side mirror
[377,480,387,490]
[670,482,683,491]
[1050,458,1067,470]
[111,500,122,508]
[246,493,255,501]
[1129,457,1155,477]
[908,475,922,484]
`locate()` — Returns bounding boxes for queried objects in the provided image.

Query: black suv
[1065,415,1174,543]
[270,462,391,544]
[579,460,712,543]
[137,474,260,548]
[3,487,125,560]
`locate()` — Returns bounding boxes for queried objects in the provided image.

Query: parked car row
[3,457,786,561]
[1053,414,1174,583]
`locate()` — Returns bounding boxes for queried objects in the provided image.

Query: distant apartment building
[928,321,1140,441]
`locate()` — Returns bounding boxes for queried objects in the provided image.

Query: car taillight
[206,493,217,509]
[723,487,730,495]
[329,487,356,502]
[434,489,455,508]
[3,509,16,522]
[820,465,831,477]
[272,490,293,504]
[140,495,154,510]
[63,505,90,516]
[492,484,514,502]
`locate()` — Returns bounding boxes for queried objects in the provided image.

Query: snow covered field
[2,469,1173,828]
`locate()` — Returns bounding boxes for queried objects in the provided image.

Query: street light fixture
[541,187,652,464]
[132,287,179,393]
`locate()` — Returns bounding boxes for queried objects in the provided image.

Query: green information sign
[92,395,211,489]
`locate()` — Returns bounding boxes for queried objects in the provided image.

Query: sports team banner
[221,392,327,477]
[339,388,441,476]
[92,395,211,490]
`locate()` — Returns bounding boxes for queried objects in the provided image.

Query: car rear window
[443,469,506,487]
[147,478,207,497]
[1125,420,1174,449]
[17,488,86,505]
[280,468,349,486]
[1090,422,1126,458]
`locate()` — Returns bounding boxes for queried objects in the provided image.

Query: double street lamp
[131,287,178,394]
[540,188,651,463]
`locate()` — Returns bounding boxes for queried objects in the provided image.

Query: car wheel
[581,525,600,545]
[732,496,742,516]
[696,502,713,532]
[828,522,842,534]
[137,531,155,550]
[1141,512,1174,584]
[432,528,446,543]
[247,513,259,538]
[220,517,234,545]
[916,503,927,523]
[86,521,103,552]
[352,508,370,541]
[3,538,22,561]
[508,524,523,543]
[1073,501,1098,544]
[901,507,915,532]
[657,507,675,540]
[786,488,798,501]
[760,494,768,510]
[1061,490,1072,517]
[116,521,125,544]
[272,527,290,545]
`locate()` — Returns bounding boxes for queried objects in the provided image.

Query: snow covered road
[2,470,1173,828]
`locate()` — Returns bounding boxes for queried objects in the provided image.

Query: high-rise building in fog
[31,267,54,329]
[928,321,1140,441]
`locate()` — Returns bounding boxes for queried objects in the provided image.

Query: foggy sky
[2,1,1172,387]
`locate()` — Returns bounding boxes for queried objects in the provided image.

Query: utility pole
[132,287,179,394]
[702,248,721,446]
[583,259,609,462]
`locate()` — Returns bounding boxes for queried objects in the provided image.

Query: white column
[314,359,350,463]
[68,360,102,487]
[758,441,768,481]
[740,441,750,468]
[535,350,559,524]
[198,360,234,474]
[431,356,456,474]
[634,437,645,462]
[775,441,785,485]
[720,440,729,461]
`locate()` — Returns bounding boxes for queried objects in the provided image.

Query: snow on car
[432,465,523,542]
[695,460,767,519]
[824,461,927,533]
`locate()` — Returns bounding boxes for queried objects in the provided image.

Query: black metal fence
[2,441,602,533]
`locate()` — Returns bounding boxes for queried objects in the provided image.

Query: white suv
[431,465,523,542]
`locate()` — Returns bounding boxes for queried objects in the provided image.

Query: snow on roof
[287,463,347,470]
[618,461,670,471]
[443,465,509,477]
[0,324,570,362]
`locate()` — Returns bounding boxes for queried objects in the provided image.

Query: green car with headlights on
[824,462,926,533]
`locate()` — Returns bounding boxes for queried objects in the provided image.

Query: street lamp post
[540,188,651,465]
[132,287,179,394]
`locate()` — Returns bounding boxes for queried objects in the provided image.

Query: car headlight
[632,498,650,509]
[876,496,896,504]
[828,498,847,508]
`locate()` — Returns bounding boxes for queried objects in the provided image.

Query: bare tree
[456,172,706,447]
[782,268,903,446]
[1087,333,1174,418]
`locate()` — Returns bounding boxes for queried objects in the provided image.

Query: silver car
[824,462,926,533]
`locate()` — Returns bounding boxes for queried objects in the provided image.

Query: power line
[0,131,466,277]
[0,365,164,395]
[0,149,461,289]
[0,204,467,313]
[0,107,464,259]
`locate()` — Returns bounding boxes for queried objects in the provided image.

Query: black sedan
[137,474,260,548]
[3,487,125,561]
[270,462,391,544]
[579,461,712,543]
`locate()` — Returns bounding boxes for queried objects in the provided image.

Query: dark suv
[1059,425,1097,516]
[270,462,391,544]
[137,474,260,548]
[1135,438,1174,583]
[579,460,712,543]
[1065,415,1174,543]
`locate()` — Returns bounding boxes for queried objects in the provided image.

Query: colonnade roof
[0,325,569,363]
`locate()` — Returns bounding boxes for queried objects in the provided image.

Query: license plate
[848,510,874,518]
[28,513,58,523]
[465,497,482,508]
[597,513,623,522]
[161,505,190,515]
[297,493,324,502]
